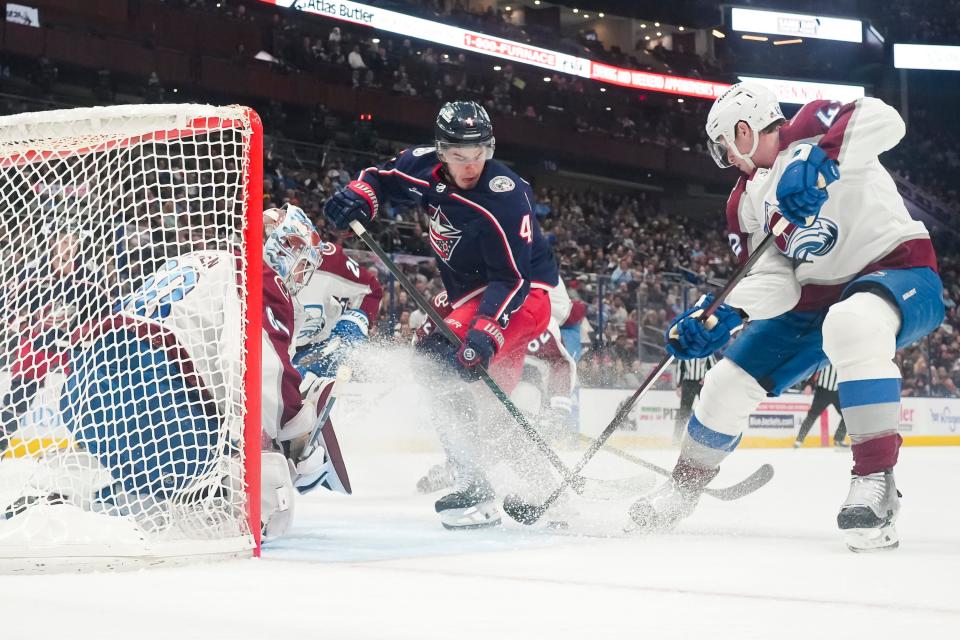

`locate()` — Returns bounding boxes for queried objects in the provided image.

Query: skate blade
[438,503,502,530]
[843,524,899,553]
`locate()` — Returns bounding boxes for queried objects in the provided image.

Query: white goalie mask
[264,205,322,296]
[705,82,784,170]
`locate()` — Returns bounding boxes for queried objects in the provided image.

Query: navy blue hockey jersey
[356,147,559,324]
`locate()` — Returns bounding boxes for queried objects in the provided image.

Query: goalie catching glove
[292,309,368,379]
[665,294,743,360]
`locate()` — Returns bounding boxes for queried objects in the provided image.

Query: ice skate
[837,469,900,552]
[628,458,718,532]
[416,461,459,494]
[435,474,501,530]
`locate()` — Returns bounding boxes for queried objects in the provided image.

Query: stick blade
[705,463,774,501]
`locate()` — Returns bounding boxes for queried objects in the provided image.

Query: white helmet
[705,82,784,170]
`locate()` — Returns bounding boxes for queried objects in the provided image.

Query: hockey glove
[331,309,369,346]
[292,439,329,495]
[292,310,368,379]
[665,294,743,360]
[323,180,379,230]
[775,143,839,228]
[454,315,504,381]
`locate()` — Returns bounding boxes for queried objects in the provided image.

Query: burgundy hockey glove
[455,315,505,381]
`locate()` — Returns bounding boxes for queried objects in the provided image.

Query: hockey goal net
[0,104,262,571]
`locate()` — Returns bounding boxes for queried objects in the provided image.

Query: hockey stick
[574,434,774,501]
[348,220,600,498]
[503,228,784,525]
[299,364,352,465]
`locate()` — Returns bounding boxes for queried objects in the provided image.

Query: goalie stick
[288,354,355,495]
[503,227,785,525]
[347,220,655,501]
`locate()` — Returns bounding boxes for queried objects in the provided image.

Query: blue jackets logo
[429,206,462,262]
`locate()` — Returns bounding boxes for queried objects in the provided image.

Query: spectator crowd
[257,139,960,395]
[1,0,959,395]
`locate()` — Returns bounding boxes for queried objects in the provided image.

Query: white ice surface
[1,442,958,640]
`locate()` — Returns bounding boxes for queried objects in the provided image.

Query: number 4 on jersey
[816,103,841,128]
[519,214,532,244]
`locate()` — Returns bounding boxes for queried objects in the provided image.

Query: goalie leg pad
[60,328,221,500]
[261,451,296,542]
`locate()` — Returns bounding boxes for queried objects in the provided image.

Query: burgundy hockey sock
[851,433,903,476]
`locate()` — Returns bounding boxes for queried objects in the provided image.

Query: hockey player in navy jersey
[324,101,562,529]
[414,281,579,495]
[630,83,944,552]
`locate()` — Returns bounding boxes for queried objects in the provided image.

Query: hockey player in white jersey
[630,83,945,552]
[258,205,382,539]
[264,206,383,382]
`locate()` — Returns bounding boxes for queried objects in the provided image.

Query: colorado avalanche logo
[786,218,839,263]
[765,203,839,265]
[429,206,462,262]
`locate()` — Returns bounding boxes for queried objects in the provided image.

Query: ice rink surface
[2,441,958,640]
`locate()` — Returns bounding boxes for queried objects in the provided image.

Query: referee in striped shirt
[794,363,849,447]
[674,356,715,445]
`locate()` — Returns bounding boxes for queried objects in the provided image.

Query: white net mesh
[0,104,257,570]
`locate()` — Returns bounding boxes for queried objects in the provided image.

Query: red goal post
[0,104,262,571]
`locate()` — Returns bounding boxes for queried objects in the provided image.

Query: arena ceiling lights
[730,7,863,44]
[261,1,864,103]
[894,44,960,71]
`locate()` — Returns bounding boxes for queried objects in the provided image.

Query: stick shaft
[347,220,581,488]
[527,230,780,519]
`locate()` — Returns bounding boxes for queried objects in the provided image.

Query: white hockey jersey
[293,242,383,349]
[725,98,938,320]
[115,250,244,422]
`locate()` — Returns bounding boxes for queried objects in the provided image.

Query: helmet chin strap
[727,127,760,172]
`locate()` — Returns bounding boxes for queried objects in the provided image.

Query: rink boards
[578,388,960,448]
[3,372,958,456]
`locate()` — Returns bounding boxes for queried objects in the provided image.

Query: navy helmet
[435,101,495,160]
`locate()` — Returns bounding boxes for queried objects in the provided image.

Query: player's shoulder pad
[406,145,438,160]
[471,160,533,214]
[395,146,440,172]
[779,99,843,148]
[314,241,356,281]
